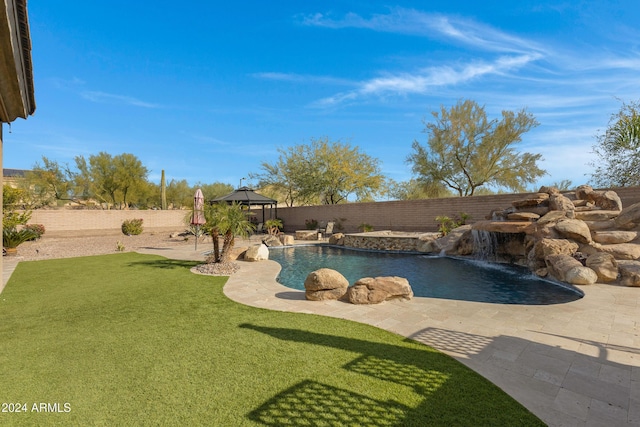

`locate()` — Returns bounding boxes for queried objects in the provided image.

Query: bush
[121,218,144,235]
[305,219,318,230]
[24,224,45,240]
[3,228,38,249]
[358,223,374,232]
[436,212,470,236]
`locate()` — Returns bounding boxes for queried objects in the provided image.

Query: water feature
[269,245,583,305]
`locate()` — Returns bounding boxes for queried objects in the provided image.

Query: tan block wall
[17,186,640,236]
[277,186,640,233]
[27,210,188,236]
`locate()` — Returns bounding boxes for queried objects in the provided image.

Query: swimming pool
[269,245,583,305]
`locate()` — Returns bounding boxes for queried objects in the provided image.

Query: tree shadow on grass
[126,259,200,270]
[240,324,544,426]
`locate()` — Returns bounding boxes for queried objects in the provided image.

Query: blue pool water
[269,245,583,305]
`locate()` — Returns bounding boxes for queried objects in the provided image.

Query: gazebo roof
[211,187,277,206]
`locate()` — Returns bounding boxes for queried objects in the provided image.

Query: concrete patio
[3,245,639,426]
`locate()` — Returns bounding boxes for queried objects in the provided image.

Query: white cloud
[301,8,546,55]
[80,91,161,108]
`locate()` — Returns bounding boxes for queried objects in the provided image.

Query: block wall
[276,186,640,233]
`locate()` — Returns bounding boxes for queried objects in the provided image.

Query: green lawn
[0,253,544,426]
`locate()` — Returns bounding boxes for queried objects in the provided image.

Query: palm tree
[216,203,255,262]
[202,202,225,263]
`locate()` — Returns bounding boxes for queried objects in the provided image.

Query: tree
[197,182,234,200]
[217,202,255,262]
[407,99,545,196]
[383,178,452,200]
[25,157,79,207]
[165,179,192,209]
[590,100,640,187]
[74,152,148,209]
[252,137,384,205]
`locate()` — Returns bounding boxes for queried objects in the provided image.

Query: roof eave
[0,0,35,123]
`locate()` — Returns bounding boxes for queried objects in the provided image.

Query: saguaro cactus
[161,169,167,210]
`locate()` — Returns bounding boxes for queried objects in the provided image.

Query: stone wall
[277,186,640,233]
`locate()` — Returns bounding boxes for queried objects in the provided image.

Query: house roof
[0,0,36,123]
[3,168,28,177]
[211,187,278,206]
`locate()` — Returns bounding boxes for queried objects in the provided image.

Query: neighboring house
[3,168,28,188]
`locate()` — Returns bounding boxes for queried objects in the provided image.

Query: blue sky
[5,1,640,192]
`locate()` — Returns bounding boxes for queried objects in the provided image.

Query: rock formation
[442,185,640,287]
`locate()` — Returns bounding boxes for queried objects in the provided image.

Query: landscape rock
[554,219,592,243]
[346,276,413,304]
[574,210,621,221]
[437,225,472,255]
[262,235,282,247]
[548,194,575,214]
[585,252,618,282]
[244,244,269,262]
[583,219,616,231]
[304,268,349,301]
[597,243,640,260]
[545,254,597,285]
[534,238,579,260]
[617,260,640,287]
[537,211,568,225]
[593,190,623,211]
[329,233,345,245]
[575,185,594,200]
[591,230,638,244]
[507,212,540,221]
[279,234,295,245]
[512,193,549,208]
[614,202,640,229]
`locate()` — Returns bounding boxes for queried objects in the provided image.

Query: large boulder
[554,219,592,243]
[304,268,349,301]
[545,254,598,285]
[534,238,579,260]
[593,190,623,211]
[548,194,576,215]
[436,225,472,255]
[597,243,640,260]
[537,210,568,225]
[279,234,295,245]
[591,230,638,244]
[512,193,549,208]
[614,202,640,229]
[329,233,345,245]
[574,210,621,221]
[585,252,618,282]
[244,244,269,261]
[575,185,622,211]
[617,260,640,287]
[346,276,413,304]
[262,235,282,247]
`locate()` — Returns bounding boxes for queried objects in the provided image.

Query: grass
[0,253,544,426]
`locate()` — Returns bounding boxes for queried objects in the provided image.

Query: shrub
[436,212,470,236]
[3,228,38,249]
[358,223,374,232]
[265,218,283,235]
[305,219,318,230]
[24,224,45,240]
[121,218,144,235]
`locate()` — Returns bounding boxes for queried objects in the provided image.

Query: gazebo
[210,186,278,224]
